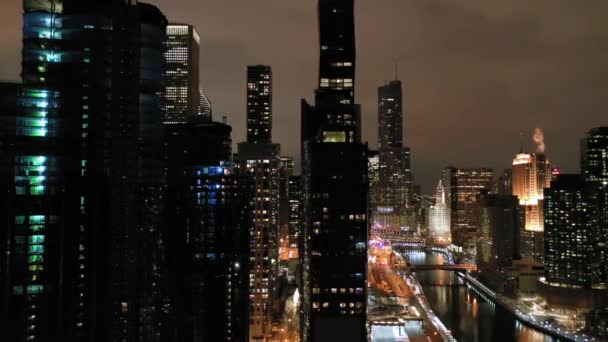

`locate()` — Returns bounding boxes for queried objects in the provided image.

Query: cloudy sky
[2,1,607,192]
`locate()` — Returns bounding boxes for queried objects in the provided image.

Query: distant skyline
[1,0,607,192]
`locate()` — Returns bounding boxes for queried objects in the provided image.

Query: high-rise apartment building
[247,65,272,144]
[235,143,280,341]
[300,0,368,340]
[544,175,603,289]
[0,2,169,340]
[238,65,280,341]
[163,24,200,123]
[444,167,493,250]
[581,127,608,287]
[164,117,251,341]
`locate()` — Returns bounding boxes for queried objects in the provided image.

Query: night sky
[1,1,607,192]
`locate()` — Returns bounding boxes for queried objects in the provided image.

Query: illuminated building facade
[1,1,169,341]
[301,0,368,340]
[199,88,212,120]
[444,167,493,250]
[239,65,280,341]
[581,127,608,287]
[235,143,281,341]
[544,175,603,289]
[247,65,272,144]
[165,118,251,341]
[428,180,451,242]
[512,152,551,262]
[163,24,200,124]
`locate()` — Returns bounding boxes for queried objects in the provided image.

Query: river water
[405,250,557,342]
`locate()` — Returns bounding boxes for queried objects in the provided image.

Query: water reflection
[404,250,557,342]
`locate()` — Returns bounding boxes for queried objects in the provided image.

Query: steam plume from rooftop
[533,128,546,154]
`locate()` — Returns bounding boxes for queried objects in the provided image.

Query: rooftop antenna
[394,58,399,81]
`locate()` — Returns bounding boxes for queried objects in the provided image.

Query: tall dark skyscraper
[301,0,368,341]
[581,127,608,185]
[317,0,355,105]
[580,127,608,288]
[164,117,251,341]
[0,1,169,341]
[163,24,201,124]
[476,192,521,291]
[247,65,273,144]
[372,80,413,240]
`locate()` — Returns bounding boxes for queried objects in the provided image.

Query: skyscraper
[581,127,608,287]
[238,65,280,341]
[476,192,521,291]
[428,180,451,243]
[444,167,493,250]
[164,117,251,341]
[373,80,413,240]
[512,152,551,262]
[543,175,603,295]
[1,2,169,340]
[510,129,552,262]
[247,65,272,144]
[163,24,200,124]
[301,0,368,340]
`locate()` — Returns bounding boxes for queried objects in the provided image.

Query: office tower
[428,180,451,244]
[199,88,212,120]
[163,24,200,124]
[300,0,368,340]
[238,65,280,341]
[247,65,272,144]
[165,117,251,341]
[0,2,168,341]
[444,167,493,250]
[373,81,413,240]
[544,175,603,290]
[476,192,520,288]
[511,131,552,263]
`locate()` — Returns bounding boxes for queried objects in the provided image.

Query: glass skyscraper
[1,1,169,340]
[300,0,368,340]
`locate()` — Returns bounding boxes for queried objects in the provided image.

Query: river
[404,250,558,342]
